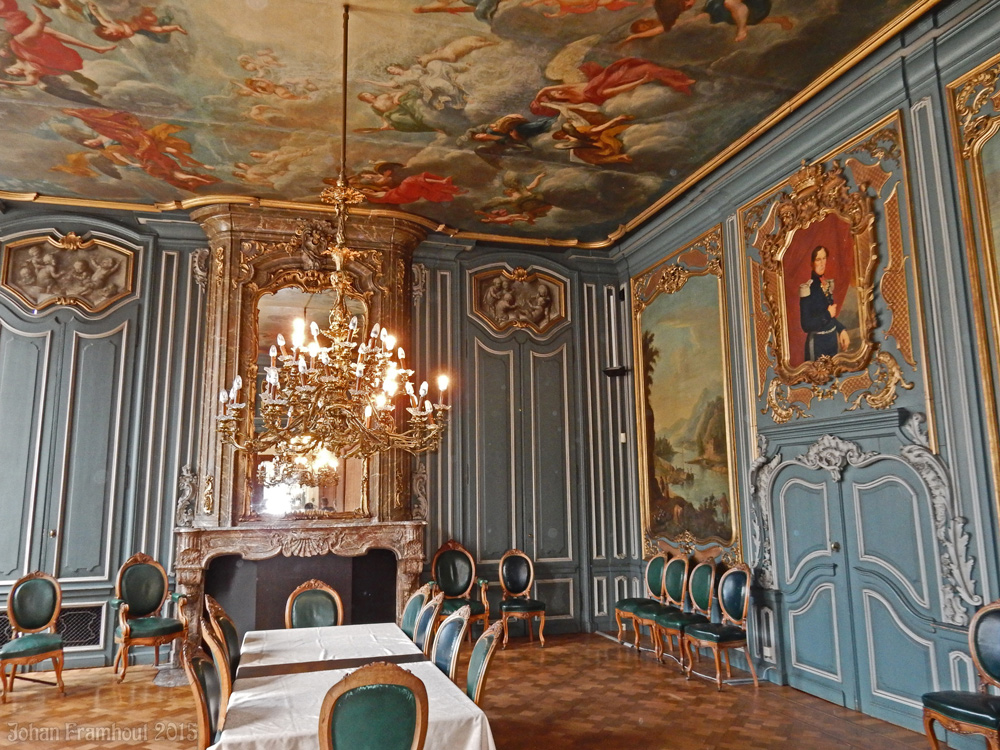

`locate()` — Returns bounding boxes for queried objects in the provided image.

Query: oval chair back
[181,640,223,750]
[644,554,669,599]
[687,561,716,617]
[662,556,690,609]
[319,661,428,750]
[1,571,65,703]
[718,565,750,626]
[466,621,503,706]
[432,541,476,599]
[970,602,1000,686]
[285,579,344,629]
[118,555,168,618]
[499,552,533,597]
[399,583,432,640]
[430,605,470,680]
[413,593,444,655]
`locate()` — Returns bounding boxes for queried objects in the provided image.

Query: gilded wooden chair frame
[466,621,503,706]
[430,539,489,639]
[318,661,429,750]
[1,571,65,703]
[922,598,1000,750]
[614,553,668,645]
[654,560,716,665]
[682,563,759,690]
[414,592,445,656]
[498,548,546,648]
[636,555,688,655]
[181,641,223,750]
[112,552,188,683]
[399,582,433,640]
[430,605,471,680]
[284,579,345,629]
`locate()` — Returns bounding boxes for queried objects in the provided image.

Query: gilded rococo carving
[471,265,567,337]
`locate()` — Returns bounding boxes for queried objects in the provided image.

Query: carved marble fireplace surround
[174,204,431,632]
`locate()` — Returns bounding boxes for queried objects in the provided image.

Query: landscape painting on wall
[632,229,737,550]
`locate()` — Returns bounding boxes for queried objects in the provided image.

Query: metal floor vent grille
[0,605,103,648]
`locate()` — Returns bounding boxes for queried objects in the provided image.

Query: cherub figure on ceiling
[412,0,502,23]
[233,145,316,189]
[83,2,188,43]
[341,161,464,205]
[475,171,551,225]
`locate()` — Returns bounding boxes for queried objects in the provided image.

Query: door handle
[48,529,57,539]
[830,541,841,553]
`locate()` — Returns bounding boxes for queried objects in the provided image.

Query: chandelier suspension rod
[339,4,350,185]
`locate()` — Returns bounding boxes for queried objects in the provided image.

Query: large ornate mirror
[248,284,369,520]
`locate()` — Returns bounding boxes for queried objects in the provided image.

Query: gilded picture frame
[948,55,1000,526]
[631,228,740,558]
[752,160,880,387]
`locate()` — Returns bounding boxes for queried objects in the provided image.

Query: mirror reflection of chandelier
[216,4,449,488]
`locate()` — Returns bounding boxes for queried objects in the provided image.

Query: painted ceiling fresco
[0,0,935,245]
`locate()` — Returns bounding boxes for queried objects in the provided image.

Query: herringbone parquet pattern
[0,633,940,749]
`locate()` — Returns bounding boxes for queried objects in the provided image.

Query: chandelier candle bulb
[277,333,287,357]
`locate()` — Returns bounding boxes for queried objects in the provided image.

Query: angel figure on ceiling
[0,0,115,93]
[359,35,497,112]
[233,145,316,189]
[83,2,188,43]
[412,0,503,23]
[476,171,551,225]
[522,0,636,20]
[624,0,792,44]
[51,107,220,191]
[342,161,464,205]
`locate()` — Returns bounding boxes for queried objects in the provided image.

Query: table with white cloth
[216,623,497,750]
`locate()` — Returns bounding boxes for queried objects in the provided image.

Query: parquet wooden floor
[0,633,941,749]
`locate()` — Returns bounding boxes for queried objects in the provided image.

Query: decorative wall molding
[749,413,980,626]
[469,265,568,339]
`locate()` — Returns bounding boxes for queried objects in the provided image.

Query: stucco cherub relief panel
[471,266,567,338]
[1,231,134,314]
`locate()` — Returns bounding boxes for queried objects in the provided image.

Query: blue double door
[772,457,942,729]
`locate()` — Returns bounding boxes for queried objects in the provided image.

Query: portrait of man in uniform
[799,245,849,360]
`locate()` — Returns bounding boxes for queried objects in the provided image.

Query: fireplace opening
[205,549,397,637]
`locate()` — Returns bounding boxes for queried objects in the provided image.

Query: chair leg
[633,621,642,652]
[502,615,510,650]
[743,646,759,688]
[537,613,545,647]
[1,663,8,704]
[723,649,732,679]
[712,645,724,690]
[527,616,534,643]
[154,645,160,666]
[52,653,66,696]
[922,712,941,750]
[615,611,625,643]
[117,645,130,683]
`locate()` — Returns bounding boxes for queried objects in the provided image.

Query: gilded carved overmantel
[175,204,430,626]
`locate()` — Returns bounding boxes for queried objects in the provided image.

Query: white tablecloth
[219,660,496,750]
[239,622,422,669]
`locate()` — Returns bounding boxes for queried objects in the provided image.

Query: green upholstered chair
[413,592,444,656]
[0,571,65,704]
[682,563,758,690]
[633,555,688,655]
[922,598,1000,750]
[498,549,546,648]
[653,560,715,665]
[285,579,344,629]
[399,583,433,641]
[466,621,503,706]
[111,552,188,682]
[204,595,239,725]
[614,553,667,645]
[430,604,471,680]
[430,539,488,640]
[318,661,429,750]
[181,639,224,750]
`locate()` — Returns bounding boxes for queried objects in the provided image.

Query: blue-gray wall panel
[474,342,514,561]
[530,348,571,562]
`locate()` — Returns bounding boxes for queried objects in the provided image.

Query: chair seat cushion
[116,617,184,639]
[923,691,1000,729]
[684,623,746,643]
[653,611,710,631]
[0,632,63,659]
[614,597,656,615]
[501,598,545,613]
[634,602,677,621]
[441,599,486,617]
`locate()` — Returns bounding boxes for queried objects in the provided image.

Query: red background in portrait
[781,214,854,368]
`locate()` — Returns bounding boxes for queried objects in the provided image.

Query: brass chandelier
[217,5,449,488]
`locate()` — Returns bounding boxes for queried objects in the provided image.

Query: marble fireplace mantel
[174,520,425,628]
